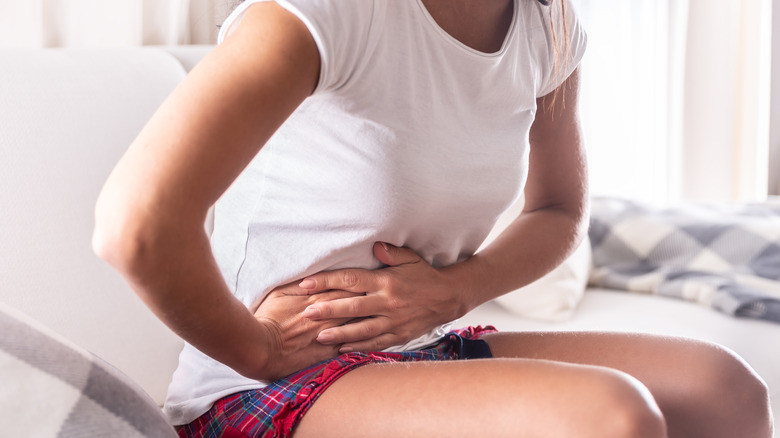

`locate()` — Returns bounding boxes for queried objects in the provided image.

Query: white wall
[576,0,687,205]
[0,0,232,48]
[682,0,771,202]
[771,0,780,196]
[577,0,772,204]
[681,0,741,202]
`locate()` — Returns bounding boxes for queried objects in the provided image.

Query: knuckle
[347,300,361,315]
[379,273,394,288]
[317,277,329,289]
[342,271,360,288]
[387,296,405,311]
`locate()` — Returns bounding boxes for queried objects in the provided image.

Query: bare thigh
[294,331,771,438]
[294,352,666,438]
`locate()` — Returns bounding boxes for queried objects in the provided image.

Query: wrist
[439,256,492,319]
[230,318,279,382]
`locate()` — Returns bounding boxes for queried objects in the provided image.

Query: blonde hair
[537,0,572,110]
[547,0,570,83]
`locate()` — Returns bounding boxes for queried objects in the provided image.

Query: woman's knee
[680,342,772,434]
[584,368,668,438]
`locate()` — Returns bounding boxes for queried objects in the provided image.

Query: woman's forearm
[442,202,587,316]
[92,216,273,380]
[93,210,366,381]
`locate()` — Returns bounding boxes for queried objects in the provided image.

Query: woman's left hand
[297,242,466,352]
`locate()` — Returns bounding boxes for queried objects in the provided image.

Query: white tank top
[164,0,586,424]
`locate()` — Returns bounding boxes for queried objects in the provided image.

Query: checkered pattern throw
[0,304,176,437]
[588,198,780,323]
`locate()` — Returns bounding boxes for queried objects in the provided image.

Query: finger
[373,242,422,267]
[302,294,383,320]
[339,333,401,353]
[265,279,360,297]
[315,316,390,345]
[298,268,378,293]
[270,280,313,296]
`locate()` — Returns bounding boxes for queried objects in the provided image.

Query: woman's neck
[420,0,514,53]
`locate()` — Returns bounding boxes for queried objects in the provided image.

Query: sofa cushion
[0,48,194,405]
[0,303,177,437]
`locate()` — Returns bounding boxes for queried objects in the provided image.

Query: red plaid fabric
[178,326,496,438]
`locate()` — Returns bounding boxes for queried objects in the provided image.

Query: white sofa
[1,47,777,435]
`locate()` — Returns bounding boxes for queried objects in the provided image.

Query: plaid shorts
[178,326,497,438]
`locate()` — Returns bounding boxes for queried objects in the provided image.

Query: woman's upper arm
[523,68,588,219]
[94,3,320,258]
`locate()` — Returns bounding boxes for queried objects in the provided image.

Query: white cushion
[0,48,194,405]
[161,45,214,73]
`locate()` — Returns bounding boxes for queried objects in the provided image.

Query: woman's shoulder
[220,0,378,44]
[220,0,380,93]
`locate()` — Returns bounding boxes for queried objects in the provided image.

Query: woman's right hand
[252,281,363,381]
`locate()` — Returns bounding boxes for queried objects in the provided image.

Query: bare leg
[483,331,773,438]
[293,332,772,438]
[294,356,667,438]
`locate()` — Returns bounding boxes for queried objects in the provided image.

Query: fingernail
[302,306,320,319]
[380,242,390,251]
[317,331,334,343]
[339,346,353,353]
[299,278,316,289]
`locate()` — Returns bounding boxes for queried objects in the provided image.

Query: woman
[93,0,773,436]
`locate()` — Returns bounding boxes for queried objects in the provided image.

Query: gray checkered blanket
[0,303,176,437]
[588,198,780,323]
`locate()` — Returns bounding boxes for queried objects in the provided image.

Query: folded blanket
[588,197,780,323]
[0,303,176,437]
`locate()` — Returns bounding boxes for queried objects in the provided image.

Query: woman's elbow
[92,202,152,276]
[92,191,208,279]
[91,184,171,278]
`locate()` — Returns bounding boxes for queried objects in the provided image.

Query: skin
[93,0,773,436]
